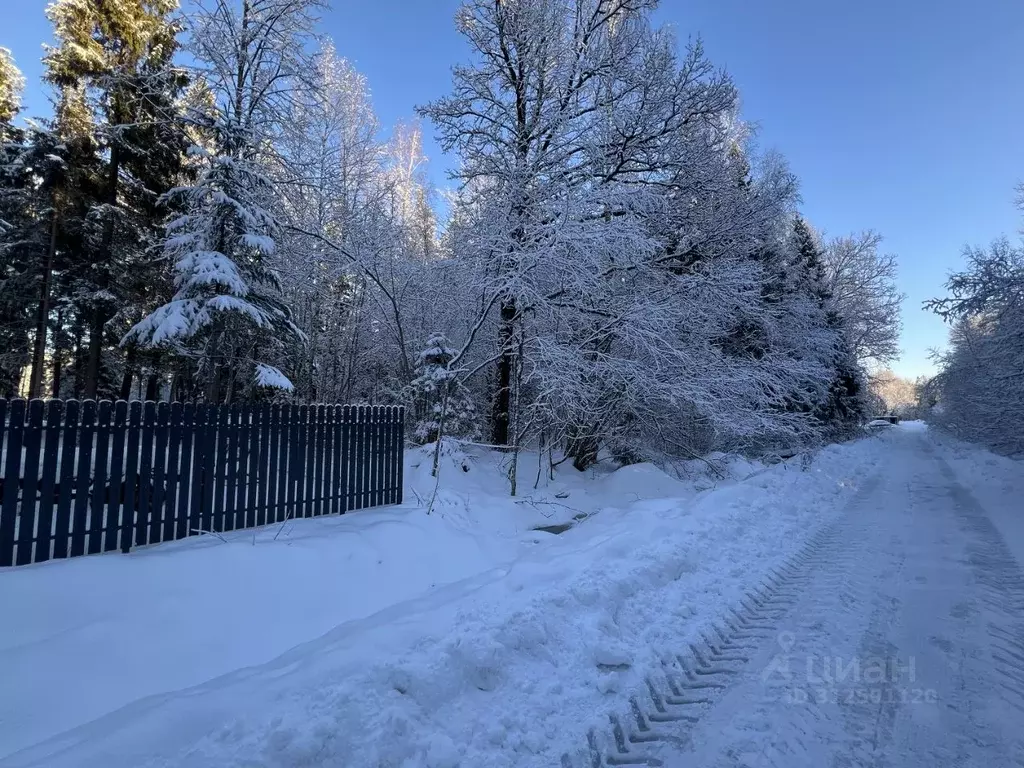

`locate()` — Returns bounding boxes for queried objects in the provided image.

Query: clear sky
[6,0,1024,379]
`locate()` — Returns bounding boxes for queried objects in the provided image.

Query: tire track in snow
[564,430,1024,768]
[560,469,886,767]
[935,453,1024,763]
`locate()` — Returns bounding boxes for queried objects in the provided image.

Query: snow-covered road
[580,425,1024,767]
[2,424,1021,767]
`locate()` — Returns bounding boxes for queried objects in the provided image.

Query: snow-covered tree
[419,0,874,476]
[869,370,918,417]
[0,48,24,128]
[124,147,301,400]
[823,230,904,367]
[786,216,866,432]
[407,332,479,444]
[125,0,324,401]
[927,236,1024,455]
[423,0,734,454]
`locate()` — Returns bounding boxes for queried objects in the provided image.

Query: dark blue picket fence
[0,399,404,567]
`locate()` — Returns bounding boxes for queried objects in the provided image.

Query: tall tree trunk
[119,346,136,400]
[85,141,121,398]
[491,298,516,446]
[27,209,59,399]
[71,323,84,399]
[145,372,159,402]
[51,308,65,398]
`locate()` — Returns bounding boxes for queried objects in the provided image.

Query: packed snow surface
[1,425,1020,767]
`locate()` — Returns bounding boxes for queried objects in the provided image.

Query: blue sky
[7,0,1024,378]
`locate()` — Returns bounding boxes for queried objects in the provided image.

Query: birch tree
[823,230,903,366]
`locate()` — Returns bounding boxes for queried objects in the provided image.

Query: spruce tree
[791,216,866,431]
[0,49,31,394]
[407,333,479,444]
[0,48,24,129]
[43,0,188,398]
[126,0,323,402]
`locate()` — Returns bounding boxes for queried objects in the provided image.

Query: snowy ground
[1,425,1019,766]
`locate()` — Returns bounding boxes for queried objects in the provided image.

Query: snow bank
[0,438,885,767]
[596,462,691,501]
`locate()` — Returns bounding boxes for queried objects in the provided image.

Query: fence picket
[152,403,171,540]
[70,400,96,557]
[376,406,387,508]
[125,401,142,550]
[139,402,157,544]
[339,406,351,513]
[87,401,113,555]
[268,404,282,524]
[53,399,79,559]
[226,405,242,531]
[292,404,305,518]
[287,404,301,520]
[363,406,373,510]
[175,403,195,541]
[211,405,229,532]
[345,405,355,512]
[366,405,377,509]
[106,400,128,554]
[364,406,375,510]
[396,407,405,505]
[366,406,376,510]
[312,405,325,516]
[200,404,217,534]
[303,405,316,517]
[347,405,358,512]
[154,402,171,543]
[358,406,370,511]
[323,405,336,515]
[392,407,403,504]
[188,405,207,537]
[253,405,269,527]
[329,405,342,515]
[383,407,393,505]
[236,405,251,529]
[163,402,182,542]
[33,400,63,563]
[0,398,14,566]
[15,400,44,565]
